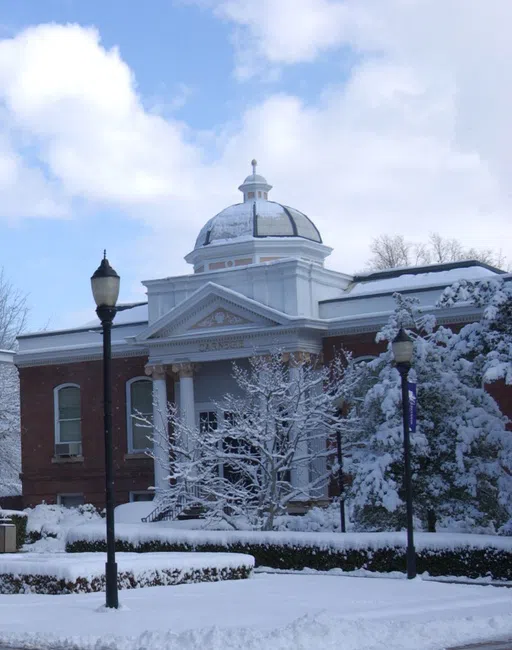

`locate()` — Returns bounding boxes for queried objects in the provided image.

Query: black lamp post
[391,328,416,580]
[91,252,120,609]
[333,396,346,533]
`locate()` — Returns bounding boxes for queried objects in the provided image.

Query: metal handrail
[141,493,190,523]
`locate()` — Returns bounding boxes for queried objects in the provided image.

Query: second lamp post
[391,328,416,580]
[91,252,120,609]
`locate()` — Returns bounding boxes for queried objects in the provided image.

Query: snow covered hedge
[0,509,27,550]
[66,524,512,581]
[0,551,254,595]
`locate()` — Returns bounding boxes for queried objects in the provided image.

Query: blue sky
[0,0,511,334]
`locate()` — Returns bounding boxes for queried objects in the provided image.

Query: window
[57,493,84,508]
[130,491,154,502]
[199,411,218,434]
[54,384,81,455]
[127,378,154,453]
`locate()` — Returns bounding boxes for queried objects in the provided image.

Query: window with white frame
[127,378,154,453]
[54,384,82,456]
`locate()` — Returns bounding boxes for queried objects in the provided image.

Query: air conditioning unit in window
[55,442,82,457]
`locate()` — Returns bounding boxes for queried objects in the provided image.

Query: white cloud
[0,9,511,308]
[212,0,367,79]
[0,24,200,208]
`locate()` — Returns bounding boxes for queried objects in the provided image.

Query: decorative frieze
[191,308,249,330]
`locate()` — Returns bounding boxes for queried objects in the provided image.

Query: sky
[0,0,511,333]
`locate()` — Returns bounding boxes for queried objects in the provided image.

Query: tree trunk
[427,509,436,533]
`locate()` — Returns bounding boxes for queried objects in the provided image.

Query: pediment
[137,282,292,342]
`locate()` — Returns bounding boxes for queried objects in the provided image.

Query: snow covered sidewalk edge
[0,551,254,595]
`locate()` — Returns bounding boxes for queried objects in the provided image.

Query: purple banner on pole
[408,382,417,433]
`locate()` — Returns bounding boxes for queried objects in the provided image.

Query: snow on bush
[275,503,347,533]
[66,522,512,580]
[25,503,102,550]
[0,552,254,595]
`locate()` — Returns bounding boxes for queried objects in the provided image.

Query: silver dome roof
[194,199,322,249]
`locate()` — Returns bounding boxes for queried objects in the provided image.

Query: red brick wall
[19,356,174,509]
[323,332,512,427]
[323,332,387,364]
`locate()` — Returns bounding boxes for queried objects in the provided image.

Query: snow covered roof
[18,303,148,340]
[80,303,148,328]
[345,261,504,299]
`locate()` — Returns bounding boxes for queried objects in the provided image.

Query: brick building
[15,163,512,509]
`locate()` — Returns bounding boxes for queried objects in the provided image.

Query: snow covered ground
[0,572,512,649]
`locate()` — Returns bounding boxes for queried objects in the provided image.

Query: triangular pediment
[136,282,293,342]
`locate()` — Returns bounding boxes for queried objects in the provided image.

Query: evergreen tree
[439,276,512,385]
[345,295,512,532]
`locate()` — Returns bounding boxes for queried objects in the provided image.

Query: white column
[145,364,169,495]
[172,362,196,456]
[288,353,310,497]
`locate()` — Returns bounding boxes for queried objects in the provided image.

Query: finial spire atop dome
[238,159,273,202]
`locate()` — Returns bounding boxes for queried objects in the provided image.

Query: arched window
[127,378,153,453]
[54,384,81,456]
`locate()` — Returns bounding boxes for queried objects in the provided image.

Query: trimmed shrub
[0,564,251,595]
[67,532,512,581]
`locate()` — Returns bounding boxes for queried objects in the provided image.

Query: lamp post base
[105,561,118,608]
[406,543,417,580]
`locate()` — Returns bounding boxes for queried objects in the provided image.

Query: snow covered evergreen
[439,276,512,385]
[344,294,512,533]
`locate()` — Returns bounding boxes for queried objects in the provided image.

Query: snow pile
[115,501,156,524]
[0,551,254,594]
[25,503,102,551]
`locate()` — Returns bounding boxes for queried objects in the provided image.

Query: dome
[194,160,322,249]
[194,200,322,248]
[185,160,331,273]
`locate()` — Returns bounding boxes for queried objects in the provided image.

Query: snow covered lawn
[0,552,254,594]
[0,573,512,649]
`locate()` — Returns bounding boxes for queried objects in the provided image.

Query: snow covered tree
[344,294,512,533]
[439,276,512,386]
[0,268,27,500]
[0,361,21,499]
[148,352,352,530]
